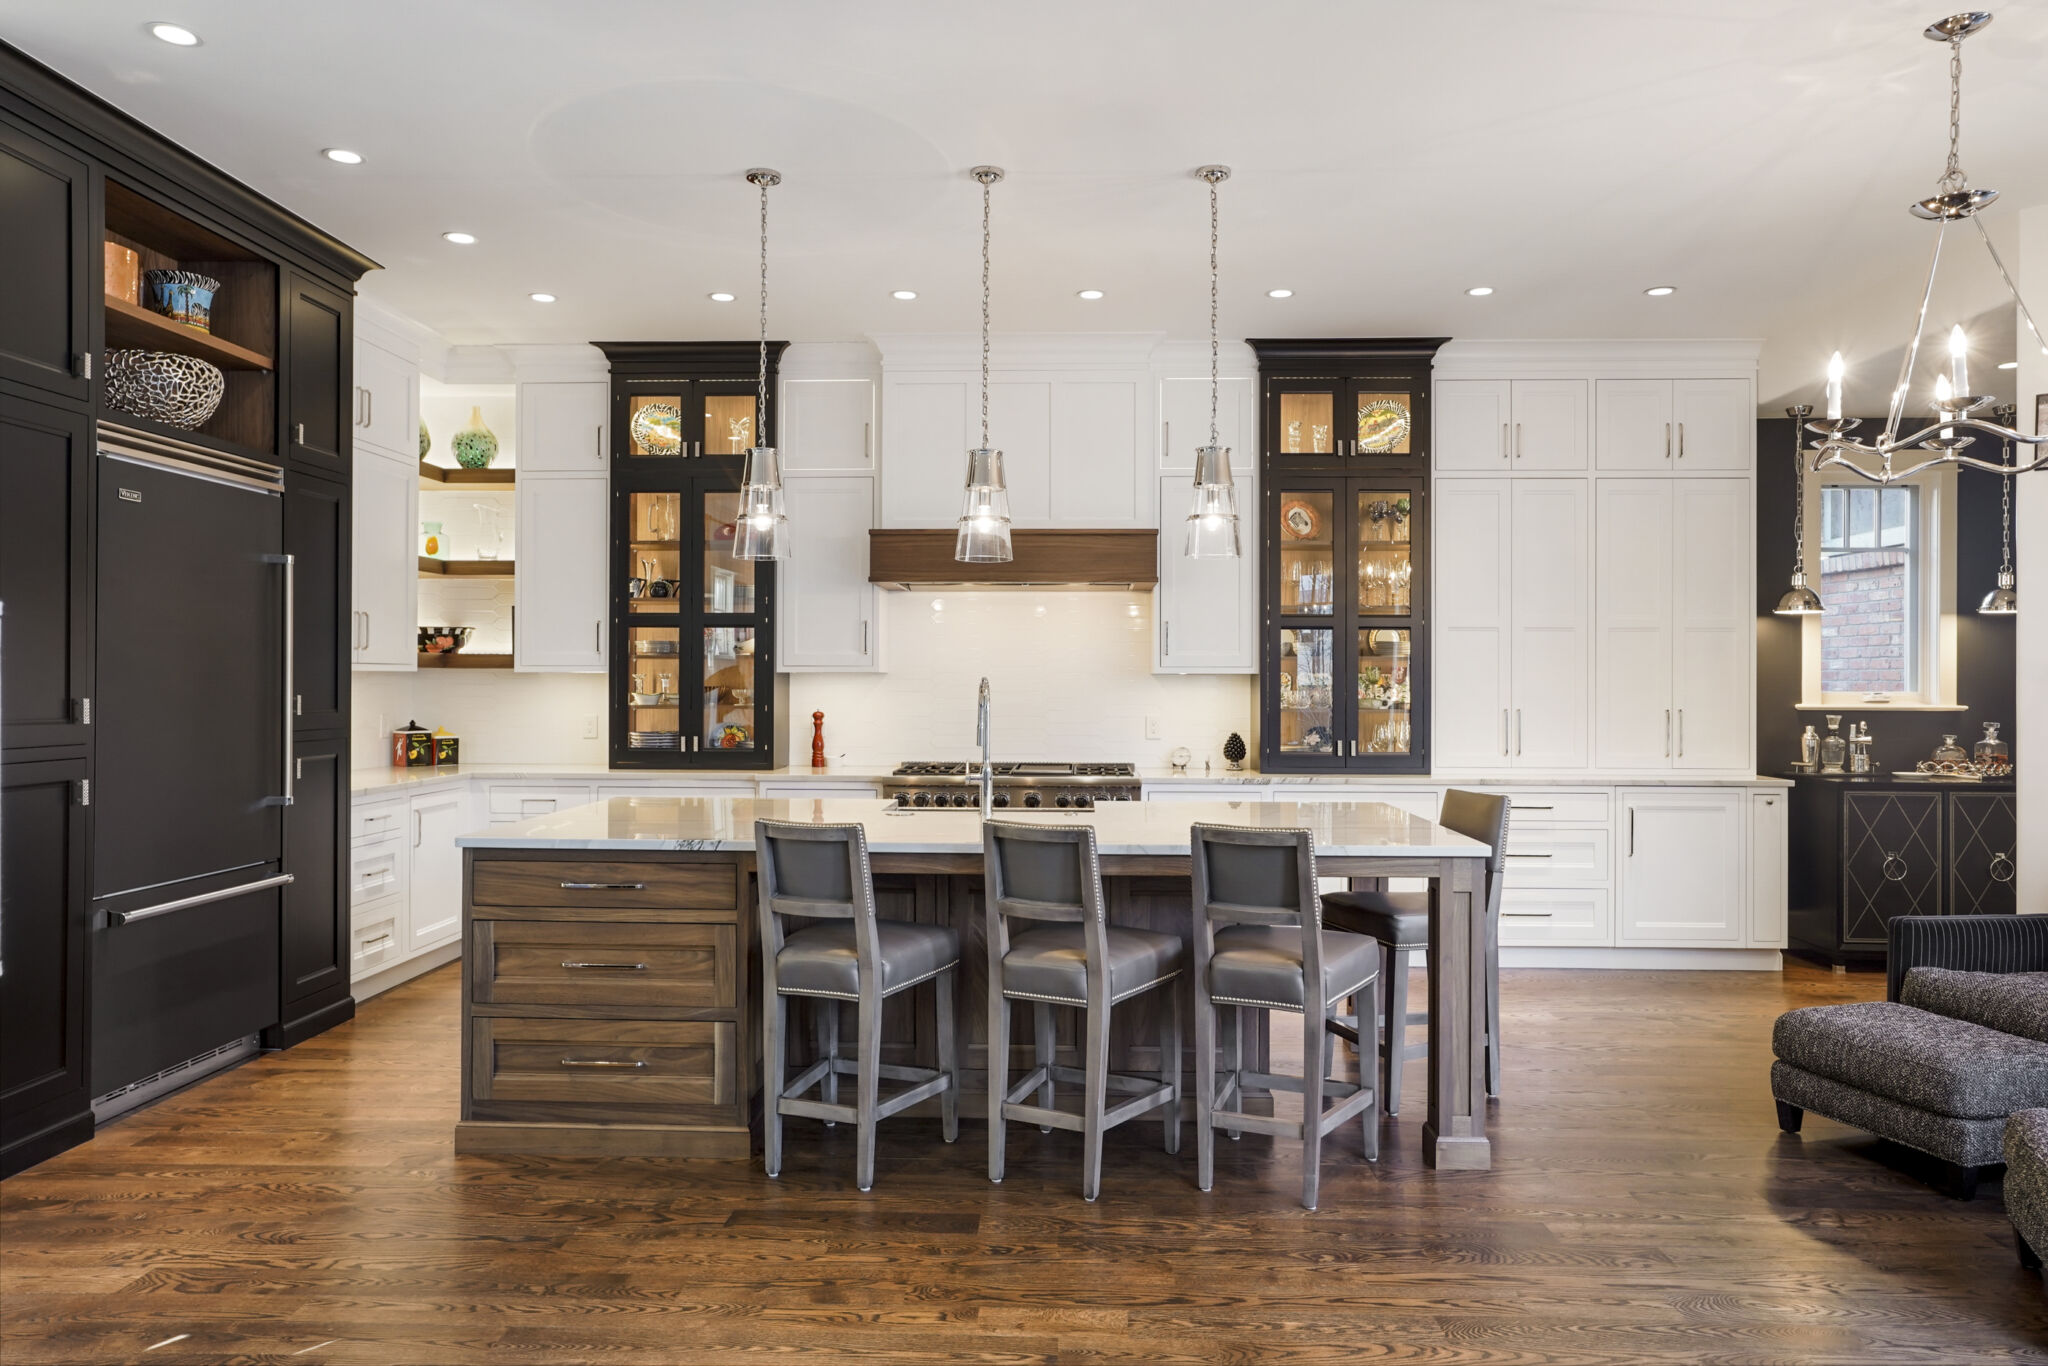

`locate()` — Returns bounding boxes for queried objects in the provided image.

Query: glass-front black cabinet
[598,343,788,769]
[1252,339,1446,773]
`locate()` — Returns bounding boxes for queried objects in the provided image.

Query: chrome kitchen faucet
[976,677,993,819]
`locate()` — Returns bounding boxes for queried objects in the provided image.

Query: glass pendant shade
[955,446,1013,562]
[1184,444,1240,558]
[1979,567,2017,614]
[732,445,788,561]
[1774,570,1825,616]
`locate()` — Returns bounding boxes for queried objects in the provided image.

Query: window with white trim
[1801,466,1958,708]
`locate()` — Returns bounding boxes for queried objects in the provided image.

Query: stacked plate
[626,731,682,751]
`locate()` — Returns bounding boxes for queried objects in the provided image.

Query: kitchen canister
[391,719,433,768]
[432,728,461,767]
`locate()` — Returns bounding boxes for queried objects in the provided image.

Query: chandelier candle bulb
[1826,352,1845,421]
[1949,324,1969,395]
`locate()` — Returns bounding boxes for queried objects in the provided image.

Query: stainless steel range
[885,761,1140,810]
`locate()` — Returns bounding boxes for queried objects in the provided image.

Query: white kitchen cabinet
[1596,379,1752,472]
[880,378,970,527]
[1509,380,1589,471]
[1160,375,1253,473]
[1433,380,1510,471]
[1594,480,1677,769]
[1750,790,1788,947]
[1497,886,1613,947]
[1431,479,1511,766]
[514,472,607,670]
[780,476,881,671]
[781,377,875,472]
[485,784,596,823]
[1618,788,1745,945]
[353,336,417,463]
[349,837,407,911]
[1154,473,1256,673]
[350,449,417,670]
[406,787,469,953]
[1051,380,1143,524]
[1502,825,1610,888]
[517,381,608,472]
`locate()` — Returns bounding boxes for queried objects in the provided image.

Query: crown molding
[1433,338,1763,379]
[872,332,1164,373]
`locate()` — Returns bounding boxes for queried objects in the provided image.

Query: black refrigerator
[89,434,292,1101]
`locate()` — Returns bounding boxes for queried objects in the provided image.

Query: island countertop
[454,795,1492,859]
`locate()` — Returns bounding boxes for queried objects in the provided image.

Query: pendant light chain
[1940,35,1967,193]
[1999,414,2015,575]
[980,174,992,449]
[1790,418,1808,577]
[1208,175,1220,448]
[757,173,770,445]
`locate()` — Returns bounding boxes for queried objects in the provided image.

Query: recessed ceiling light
[1077,289,1105,300]
[148,22,200,46]
[708,292,736,303]
[1644,285,1677,297]
[321,148,363,165]
[1997,360,2018,370]
[1465,286,1494,297]
[441,231,476,245]
[891,290,918,300]
[1266,288,1293,299]
[528,292,556,303]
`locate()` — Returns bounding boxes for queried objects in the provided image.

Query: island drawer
[1501,827,1611,887]
[471,920,736,1009]
[470,1017,736,1108]
[1497,886,1612,946]
[471,858,737,910]
[1500,790,1611,826]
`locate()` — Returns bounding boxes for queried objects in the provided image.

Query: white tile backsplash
[352,669,607,769]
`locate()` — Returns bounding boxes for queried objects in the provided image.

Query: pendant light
[955,166,1014,563]
[1805,12,2044,486]
[1185,165,1240,559]
[1774,404,1825,615]
[1980,404,2018,613]
[733,167,787,561]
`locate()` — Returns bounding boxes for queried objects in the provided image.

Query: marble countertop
[351,762,896,797]
[455,795,1491,859]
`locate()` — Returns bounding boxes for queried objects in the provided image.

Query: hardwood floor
[3,961,2042,1364]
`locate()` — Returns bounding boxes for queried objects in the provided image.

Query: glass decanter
[1974,722,2008,763]
[1931,734,1968,764]
[1818,715,1847,773]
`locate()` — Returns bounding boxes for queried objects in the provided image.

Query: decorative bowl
[142,269,220,332]
[102,349,225,429]
[417,626,475,654]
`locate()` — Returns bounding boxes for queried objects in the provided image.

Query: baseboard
[264,993,356,1050]
[352,939,463,1001]
[455,1120,751,1159]
[1499,947,1785,971]
[1,1107,95,1179]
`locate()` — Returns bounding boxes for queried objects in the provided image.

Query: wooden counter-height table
[454,797,1496,1169]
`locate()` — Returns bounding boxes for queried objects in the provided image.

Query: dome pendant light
[956,166,1014,564]
[1980,404,2018,613]
[1774,405,1825,615]
[734,168,788,562]
[1185,165,1240,559]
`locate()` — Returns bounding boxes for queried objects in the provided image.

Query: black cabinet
[285,272,351,479]
[0,758,92,1178]
[276,737,353,1024]
[0,118,91,405]
[1,393,92,753]
[1787,774,2018,968]
[597,343,790,770]
[1252,339,1446,773]
[286,470,349,734]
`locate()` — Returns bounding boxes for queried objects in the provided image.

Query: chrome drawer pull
[1881,853,1909,882]
[1506,852,1554,859]
[1513,804,1553,811]
[1501,910,1554,918]
[559,1058,647,1069]
[560,961,649,971]
[1990,853,2015,884]
[559,881,647,890]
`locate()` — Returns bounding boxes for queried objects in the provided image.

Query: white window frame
[1799,463,1961,710]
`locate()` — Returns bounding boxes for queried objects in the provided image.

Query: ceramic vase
[419,418,431,460]
[451,406,498,469]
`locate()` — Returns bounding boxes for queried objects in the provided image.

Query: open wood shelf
[104,295,274,370]
[417,652,513,669]
[420,461,515,488]
[419,558,514,578]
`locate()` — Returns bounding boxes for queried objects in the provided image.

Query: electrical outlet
[1145,715,1161,740]
[582,714,599,740]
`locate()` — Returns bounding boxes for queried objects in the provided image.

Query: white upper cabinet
[1508,479,1590,768]
[1160,375,1253,473]
[781,377,874,472]
[1594,480,1676,769]
[351,448,417,670]
[353,337,417,463]
[880,378,970,527]
[1594,379,1675,470]
[1050,380,1142,524]
[517,381,608,472]
[1432,478,1512,765]
[1508,380,1588,470]
[1618,788,1745,945]
[514,472,607,670]
[779,475,880,671]
[1154,473,1256,673]
[1434,380,1510,471]
[1596,378,1752,472]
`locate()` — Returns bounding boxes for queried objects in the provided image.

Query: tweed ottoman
[2009,1108,2047,1271]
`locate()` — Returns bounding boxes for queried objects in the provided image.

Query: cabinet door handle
[596,423,605,464]
[1677,709,1684,757]
[1501,422,1509,460]
[1506,852,1554,859]
[1163,420,1169,460]
[1664,422,1672,460]
[296,422,306,446]
[1514,423,1523,460]
[559,1058,647,1069]
[413,810,422,848]
[1515,709,1523,757]
[1163,621,1170,657]
[1501,708,1509,757]
[864,421,872,464]
[561,961,649,971]
[1516,804,1554,811]
[1629,809,1635,857]
[1677,422,1685,459]
[559,881,648,891]
[594,620,602,652]
[1665,710,1672,757]
[862,620,870,655]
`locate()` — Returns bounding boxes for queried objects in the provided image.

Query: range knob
[954,792,973,807]
[1055,794,1072,808]
[912,791,931,807]
[894,793,910,807]
[993,793,1011,808]
[1023,792,1042,808]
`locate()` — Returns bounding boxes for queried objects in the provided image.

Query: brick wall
[1820,549,1908,693]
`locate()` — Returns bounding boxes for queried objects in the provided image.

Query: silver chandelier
[1806,12,2045,486]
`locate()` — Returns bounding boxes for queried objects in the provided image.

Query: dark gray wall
[1755,417,2018,774]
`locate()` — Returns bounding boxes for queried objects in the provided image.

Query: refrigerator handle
[266,554,296,806]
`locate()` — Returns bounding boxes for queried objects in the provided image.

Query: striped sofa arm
[1887,915,2048,1002]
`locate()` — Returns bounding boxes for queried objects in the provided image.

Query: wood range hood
[868,529,1158,590]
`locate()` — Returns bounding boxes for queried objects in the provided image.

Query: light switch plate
[1145,716,1161,740]
[582,714,599,740]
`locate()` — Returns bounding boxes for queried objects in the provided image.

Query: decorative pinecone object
[1223,732,1247,770]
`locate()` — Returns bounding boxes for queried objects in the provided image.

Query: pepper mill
[810,711,826,769]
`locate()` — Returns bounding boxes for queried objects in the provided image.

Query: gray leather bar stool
[1321,789,1510,1115]
[756,819,960,1192]
[1190,823,1380,1211]
[983,821,1185,1202]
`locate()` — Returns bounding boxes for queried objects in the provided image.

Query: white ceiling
[7,0,2046,411]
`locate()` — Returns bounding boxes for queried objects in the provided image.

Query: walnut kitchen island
[454,796,1494,1168]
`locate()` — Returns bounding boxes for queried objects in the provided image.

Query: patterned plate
[1356,397,1411,453]
[630,402,684,455]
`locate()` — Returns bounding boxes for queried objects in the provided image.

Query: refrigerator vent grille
[91,1034,260,1122]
